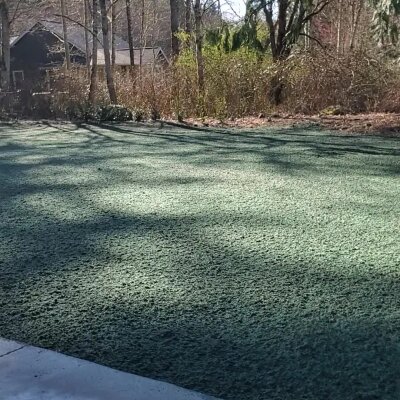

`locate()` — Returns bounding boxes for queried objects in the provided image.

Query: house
[10,21,169,89]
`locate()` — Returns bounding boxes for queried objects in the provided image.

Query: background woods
[1,0,400,119]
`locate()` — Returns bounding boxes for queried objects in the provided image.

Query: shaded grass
[0,122,399,400]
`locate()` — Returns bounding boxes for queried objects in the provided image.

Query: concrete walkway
[0,338,219,400]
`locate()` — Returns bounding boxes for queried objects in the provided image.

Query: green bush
[131,108,147,122]
[98,105,133,122]
[65,102,97,121]
[175,46,274,117]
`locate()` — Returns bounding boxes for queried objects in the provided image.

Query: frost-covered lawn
[0,122,399,400]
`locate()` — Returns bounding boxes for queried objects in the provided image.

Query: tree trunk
[89,0,99,104]
[99,0,117,103]
[276,0,289,59]
[268,75,284,106]
[304,20,310,50]
[263,4,277,59]
[169,0,179,58]
[139,0,144,69]
[84,0,91,77]
[349,0,363,50]
[194,0,204,95]
[125,0,135,66]
[185,0,191,33]
[60,0,71,70]
[111,0,116,67]
[0,1,10,90]
[337,0,343,54]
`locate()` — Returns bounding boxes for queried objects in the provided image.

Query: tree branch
[302,0,332,23]
[299,32,325,49]
[9,0,23,24]
[52,15,103,46]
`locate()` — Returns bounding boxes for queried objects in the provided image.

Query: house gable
[10,20,169,87]
[11,22,86,75]
[11,30,65,75]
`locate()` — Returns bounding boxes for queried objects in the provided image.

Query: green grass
[0,122,399,400]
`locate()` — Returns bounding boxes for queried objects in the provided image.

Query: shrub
[2,48,400,120]
[281,49,397,114]
[65,102,97,121]
[132,108,147,122]
[97,105,133,122]
[174,46,274,117]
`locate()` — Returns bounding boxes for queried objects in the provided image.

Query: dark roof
[38,20,130,53]
[96,48,168,66]
[11,21,169,66]
[12,20,130,53]
[10,36,19,46]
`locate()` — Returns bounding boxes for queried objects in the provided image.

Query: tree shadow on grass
[71,123,399,179]
[95,122,400,156]
[0,122,399,400]
[1,122,398,177]
[1,208,399,400]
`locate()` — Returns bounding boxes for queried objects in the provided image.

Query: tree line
[0,0,400,117]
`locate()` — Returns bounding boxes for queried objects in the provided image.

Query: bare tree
[243,0,332,104]
[169,0,180,57]
[336,0,343,54]
[125,0,135,65]
[89,0,99,103]
[99,0,117,102]
[139,0,145,67]
[193,0,204,94]
[185,0,191,32]
[349,0,364,50]
[0,0,10,89]
[60,0,71,69]
[190,0,224,97]
[111,0,116,66]
[315,0,366,53]
[84,0,91,75]
[246,0,331,61]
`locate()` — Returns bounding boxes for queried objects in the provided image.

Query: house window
[12,70,25,89]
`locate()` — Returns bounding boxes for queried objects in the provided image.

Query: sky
[220,0,247,20]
